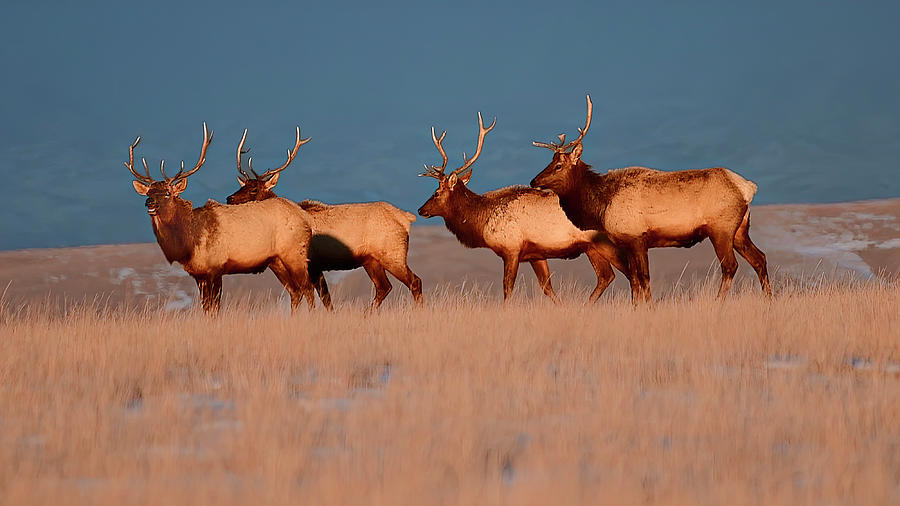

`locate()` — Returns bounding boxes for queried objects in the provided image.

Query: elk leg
[193,275,220,314]
[529,260,559,303]
[311,269,334,311]
[630,246,652,304]
[194,277,209,313]
[209,275,222,313]
[733,212,772,297]
[291,265,317,312]
[362,261,392,310]
[710,233,739,299]
[501,255,520,301]
[268,259,305,312]
[383,261,423,306]
[585,248,615,303]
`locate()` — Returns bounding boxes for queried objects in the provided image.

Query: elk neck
[557,164,614,231]
[149,197,207,265]
[441,184,492,249]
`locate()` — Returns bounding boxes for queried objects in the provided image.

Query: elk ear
[263,172,280,190]
[447,172,459,189]
[237,176,247,187]
[570,143,584,160]
[132,180,150,196]
[171,178,188,196]
[459,168,473,185]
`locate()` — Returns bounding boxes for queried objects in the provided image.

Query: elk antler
[532,95,592,153]
[248,126,310,182]
[166,122,214,183]
[236,128,252,182]
[451,112,496,177]
[419,127,448,179]
[124,136,154,184]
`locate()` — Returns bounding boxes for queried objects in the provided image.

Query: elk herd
[126,96,771,313]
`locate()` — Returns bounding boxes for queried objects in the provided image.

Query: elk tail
[724,169,758,203]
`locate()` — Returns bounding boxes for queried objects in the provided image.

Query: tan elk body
[127,124,316,313]
[531,96,771,302]
[226,129,422,310]
[418,113,631,302]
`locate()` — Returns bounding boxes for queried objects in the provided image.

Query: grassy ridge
[1,282,899,505]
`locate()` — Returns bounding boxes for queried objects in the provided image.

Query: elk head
[226,127,309,205]
[127,123,214,222]
[530,95,593,195]
[417,112,496,218]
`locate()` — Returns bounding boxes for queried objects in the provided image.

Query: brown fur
[532,150,772,302]
[419,171,631,303]
[227,181,423,311]
[133,180,317,314]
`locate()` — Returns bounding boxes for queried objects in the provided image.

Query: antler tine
[236,128,252,181]
[532,95,593,153]
[169,122,213,183]
[258,126,309,182]
[431,127,448,170]
[124,136,155,184]
[159,159,169,180]
[418,127,448,179]
[560,94,592,152]
[418,164,442,179]
[532,140,560,150]
[451,112,496,176]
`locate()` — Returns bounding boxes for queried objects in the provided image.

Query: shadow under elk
[225,127,423,310]
[417,113,632,302]
[530,95,772,302]
[127,123,316,313]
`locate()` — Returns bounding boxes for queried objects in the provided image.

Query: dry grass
[1,280,899,506]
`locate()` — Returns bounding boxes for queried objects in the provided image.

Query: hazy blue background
[1,1,898,250]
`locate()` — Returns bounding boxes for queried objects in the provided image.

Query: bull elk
[418,113,632,302]
[530,95,772,302]
[226,128,423,310]
[126,123,316,313]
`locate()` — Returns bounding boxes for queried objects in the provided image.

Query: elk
[530,95,772,302]
[418,113,633,302]
[126,123,316,313]
[226,128,423,311]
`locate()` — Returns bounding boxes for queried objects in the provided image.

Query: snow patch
[111,267,136,284]
[876,238,900,249]
[165,290,193,311]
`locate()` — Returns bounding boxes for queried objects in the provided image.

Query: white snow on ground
[165,290,193,311]
[755,210,900,279]
[876,238,900,249]
[323,270,353,285]
[110,267,147,293]
[112,267,137,284]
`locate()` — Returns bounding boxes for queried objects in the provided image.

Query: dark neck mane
[441,185,491,249]
[556,162,611,230]
[151,198,198,264]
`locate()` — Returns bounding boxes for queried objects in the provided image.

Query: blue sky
[1,1,898,249]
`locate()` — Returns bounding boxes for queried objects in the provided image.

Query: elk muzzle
[145,197,159,215]
[417,201,438,218]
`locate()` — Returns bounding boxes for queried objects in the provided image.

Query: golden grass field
[2,278,898,505]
